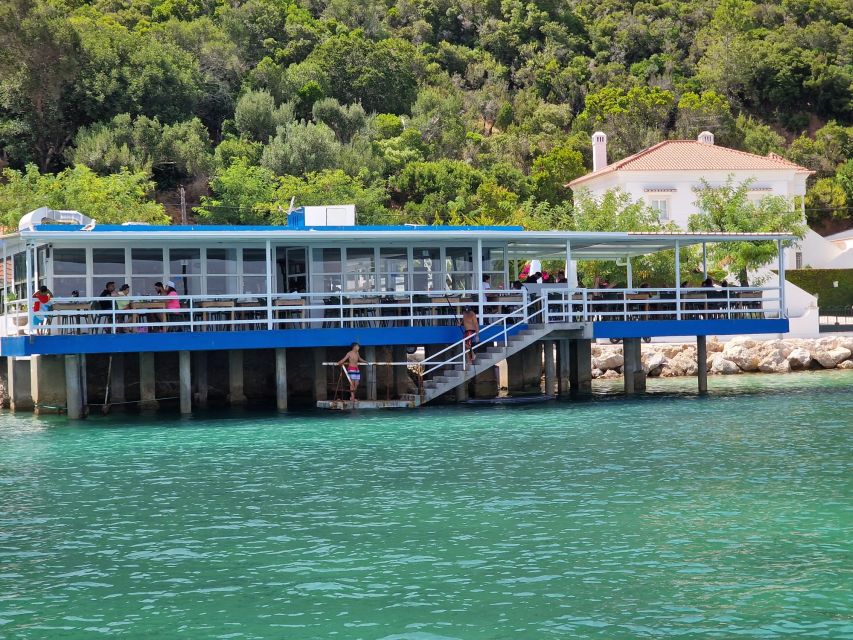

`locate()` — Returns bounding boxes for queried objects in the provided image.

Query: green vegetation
[0,0,850,234]
[784,269,853,309]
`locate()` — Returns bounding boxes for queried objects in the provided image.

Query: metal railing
[1,284,783,337]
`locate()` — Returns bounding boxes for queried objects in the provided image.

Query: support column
[623,338,646,394]
[179,350,191,415]
[7,358,32,412]
[110,354,125,406]
[697,335,708,394]
[275,348,288,412]
[365,346,377,401]
[313,348,327,402]
[228,350,246,406]
[139,352,158,411]
[508,342,543,394]
[543,340,556,396]
[472,364,498,398]
[557,340,571,397]
[569,339,592,395]
[31,355,67,415]
[392,346,409,397]
[64,355,82,420]
[194,351,208,408]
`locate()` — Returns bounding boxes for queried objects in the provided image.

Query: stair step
[400,393,421,401]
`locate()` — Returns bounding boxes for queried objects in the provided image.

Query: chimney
[592,131,607,171]
[698,131,714,145]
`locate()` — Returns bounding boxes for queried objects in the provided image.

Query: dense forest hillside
[0,0,850,231]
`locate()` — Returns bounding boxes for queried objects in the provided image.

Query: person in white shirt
[482,274,491,290]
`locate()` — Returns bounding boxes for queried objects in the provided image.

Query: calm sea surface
[1,372,851,639]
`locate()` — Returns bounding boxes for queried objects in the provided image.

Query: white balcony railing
[1,285,783,337]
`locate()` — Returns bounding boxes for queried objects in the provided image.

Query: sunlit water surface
[1,371,851,639]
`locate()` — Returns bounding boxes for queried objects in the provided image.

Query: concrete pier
[228,350,246,405]
[543,340,556,396]
[8,357,33,412]
[623,338,646,394]
[31,355,67,414]
[365,346,377,401]
[64,355,83,419]
[139,352,158,410]
[275,348,288,412]
[194,351,208,408]
[110,354,126,406]
[697,335,708,394]
[313,348,327,402]
[179,350,192,415]
[569,339,592,395]
[508,342,543,394]
[392,346,410,397]
[557,340,571,397]
[471,364,498,398]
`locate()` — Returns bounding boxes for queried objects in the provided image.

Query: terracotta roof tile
[569,140,813,188]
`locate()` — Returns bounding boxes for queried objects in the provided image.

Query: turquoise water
[1,372,851,639]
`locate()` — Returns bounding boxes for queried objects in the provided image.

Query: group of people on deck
[31,280,181,332]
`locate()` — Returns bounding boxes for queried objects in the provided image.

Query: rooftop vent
[19,207,95,232]
[697,131,715,145]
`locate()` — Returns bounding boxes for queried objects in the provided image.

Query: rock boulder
[709,353,741,375]
[787,347,812,369]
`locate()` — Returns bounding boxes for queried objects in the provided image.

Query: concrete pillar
[275,348,288,412]
[392,346,409,397]
[109,354,125,406]
[313,348,327,402]
[472,365,498,398]
[194,351,208,408]
[228,350,246,406]
[569,339,592,395]
[697,335,708,394]
[543,340,556,396]
[7,358,33,412]
[365,346,377,401]
[508,342,543,394]
[179,350,191,415]
[64,355,83,420]
[557,340,571,397]
[623,338,646,394]
[139,352,158,411]
[31,355,67,415]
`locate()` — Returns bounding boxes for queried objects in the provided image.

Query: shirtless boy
[337,342,368,402]
[461,306,480,364]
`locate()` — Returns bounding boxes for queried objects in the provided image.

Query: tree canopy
[0,0,849,231]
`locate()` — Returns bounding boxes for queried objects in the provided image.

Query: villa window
[445,247,473,290]
[344,248,376,292]
[482,246,506,288]
[795,251,803,269]
[169,249,201,296]
[311,248,343,293]
[52,248,87,297]
[93,248,128,296]
[379,248,409,292]
[131,248,165,296]
[241,248,267,295]
[649,198,670,221]
[412,248,441,291]
[205,248,238,295]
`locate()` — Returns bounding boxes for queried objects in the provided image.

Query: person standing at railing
[336,342,369,403]
[462,306,480,364]
[31,285,53,334]
[115,284,132,332]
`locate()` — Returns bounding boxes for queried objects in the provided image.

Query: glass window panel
[93,248,125,275]
[311,274,341,293]
[312,248,341,273]
[243,275,267,294]
[412,248,440,291]
[171,276,199,296]
[131,248,163,275]
[206,248,237,274]
[133,276,164,297]
[169,249,201,276]
[482,247,505,272]
[206,275,239,295]
[445,247,473,272]
[345,248,375,272]
[484,272,505,288]
[243,249,267,274]
[13,253,26,284]
[53,249,86,276]
[53,277,86,297]
[345,272,376,292]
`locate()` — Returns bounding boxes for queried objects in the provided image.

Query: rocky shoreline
[592,336,853,378]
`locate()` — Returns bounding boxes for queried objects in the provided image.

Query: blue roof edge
[29,223,525,233]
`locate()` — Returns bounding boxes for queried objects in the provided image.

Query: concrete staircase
[402,323,560,406]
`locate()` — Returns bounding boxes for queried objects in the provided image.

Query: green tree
[234,90,294,142]
[0,164,168,228]
[805,177,847,221]
[530,144,585,205]
[195,159,280,224]
[311,98,367,143]
[260,121,341,176]
[689,177,806,285]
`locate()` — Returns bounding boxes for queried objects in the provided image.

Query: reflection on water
[0,371,851,639]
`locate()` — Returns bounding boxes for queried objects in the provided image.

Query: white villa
[568,132,828,336]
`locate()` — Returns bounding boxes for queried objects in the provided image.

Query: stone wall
[591,336,853,378]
